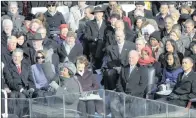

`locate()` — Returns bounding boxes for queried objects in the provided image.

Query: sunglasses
[47,5,55,7]
[36,56,45,60]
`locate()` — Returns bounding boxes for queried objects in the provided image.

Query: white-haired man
[2,1,25,31]
[2,19,14,47]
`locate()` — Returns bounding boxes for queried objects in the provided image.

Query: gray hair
[7,36,17,45]
[115,20,125,29]
[2,19,13,27]
[129,50,140,57]
[8,1,18,8]
[12,48,24,57]
[185,19,195,26]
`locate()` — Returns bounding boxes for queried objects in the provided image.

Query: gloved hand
[169,93,180,100]
[49,81,59,90]
[28,88,35,98]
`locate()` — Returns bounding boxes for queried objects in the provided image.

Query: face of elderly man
[37,28,47,39]
[115,21,124,31]
[12,51,23,65]
[3,22,13,35]
[8,36,17,51]
[182,58,193,72]
[66,36,76,46]
[95,12,103,21]
[32,40,43,51]
[165,17,174,31]
[128,51,139,66]
[9,3,18,15]
[185,22,194,34]
[115,30,125,44]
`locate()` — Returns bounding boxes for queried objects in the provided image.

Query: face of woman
[167,54,174,66]
[136,19,143,28]
[150,38,159,47]
[36,53,45,64]
[17,36,25,45]
[24,20,31,29]
[169,32,178,41]
[76,61,85,72]
[60,68,69,78]
[141,50,149,60]
[166,41,174,52]
[60,28,68,37]
[31,22,40,32]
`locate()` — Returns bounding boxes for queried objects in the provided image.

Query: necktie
[17,65,21,74]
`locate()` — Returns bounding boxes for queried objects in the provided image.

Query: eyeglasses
[47,5,55,7]
[36,56,45,60]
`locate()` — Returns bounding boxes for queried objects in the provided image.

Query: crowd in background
[1,1,196,117]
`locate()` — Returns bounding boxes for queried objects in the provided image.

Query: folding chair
[57,6,70,23]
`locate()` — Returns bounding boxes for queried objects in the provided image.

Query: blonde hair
[30,19,43,28]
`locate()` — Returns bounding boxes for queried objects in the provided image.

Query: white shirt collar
[78,70,84,76]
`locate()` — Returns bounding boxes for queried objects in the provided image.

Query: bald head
[128,50,140,66]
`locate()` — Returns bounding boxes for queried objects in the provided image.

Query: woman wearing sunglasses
[31,50,57,97]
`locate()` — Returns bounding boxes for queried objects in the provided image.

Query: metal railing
[1,89,196,118]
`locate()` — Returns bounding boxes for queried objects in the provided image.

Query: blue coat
[162,67,183,86]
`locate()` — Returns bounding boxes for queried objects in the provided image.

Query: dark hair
[47,1,58,8]
[165,52,181,69]
[190,41,196,53]
[165,39,178,53]
[13,31,25,38]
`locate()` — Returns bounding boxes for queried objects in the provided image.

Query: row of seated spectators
[1,1,196,118]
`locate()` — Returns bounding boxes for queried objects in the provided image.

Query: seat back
[120,4,136,16]
[57,6,69,23]
[31,7,47,14]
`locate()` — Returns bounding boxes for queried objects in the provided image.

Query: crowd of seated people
[1,1,196,117]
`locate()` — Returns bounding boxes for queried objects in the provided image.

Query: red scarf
[29,29,36,34]
[138,57,155,66]
[138,46,156,66]
[60,35,67,40]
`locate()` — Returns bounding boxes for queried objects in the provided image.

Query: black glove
[22,89,30,97]
[169,93,180,100]
[40,86,49,91]
[28,88,35,98]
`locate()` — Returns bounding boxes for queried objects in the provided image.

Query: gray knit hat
[59,61,76,76]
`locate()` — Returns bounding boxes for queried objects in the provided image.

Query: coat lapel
[124,66,130,82]
[120,42,128,59]
[112,45,119,58]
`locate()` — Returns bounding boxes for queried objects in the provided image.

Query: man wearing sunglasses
[44,1,66,32]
